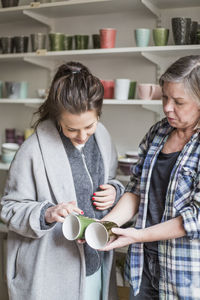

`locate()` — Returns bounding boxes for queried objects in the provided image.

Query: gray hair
[159,55,200,105]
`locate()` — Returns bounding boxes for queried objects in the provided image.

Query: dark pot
[0,37,14,54]
[171,17,191,45]
[13,36,29,53]
[1,0,19,8]
[92,34,100,49]
[190,21,198,44]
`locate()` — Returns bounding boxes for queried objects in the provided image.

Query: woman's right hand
[45,201,83,223]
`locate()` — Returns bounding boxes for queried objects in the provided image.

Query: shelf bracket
[23,10,55,31]
[24,103,43,108]
[142,104,164,122]
[23,57,56,71]
[140,0,161,18]
[141,52,174,83]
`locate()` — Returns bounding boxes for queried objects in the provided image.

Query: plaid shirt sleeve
[178,170,200,240]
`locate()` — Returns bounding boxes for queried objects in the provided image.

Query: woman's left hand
[92,184,116,210]
[101,227,139,251]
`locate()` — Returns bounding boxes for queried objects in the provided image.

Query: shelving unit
[0,1,200,298]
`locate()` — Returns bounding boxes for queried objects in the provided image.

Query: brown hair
[34,61,104,128]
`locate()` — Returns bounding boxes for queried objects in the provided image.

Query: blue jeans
[129,248,159,300]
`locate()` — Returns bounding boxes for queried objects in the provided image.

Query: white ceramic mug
[85,221,118,249]
[114,79,130,100]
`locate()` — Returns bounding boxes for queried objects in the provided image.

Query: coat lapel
[36,119,77,204]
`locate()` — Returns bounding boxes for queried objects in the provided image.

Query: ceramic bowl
[118,158,137,175]
[1,143,19,154]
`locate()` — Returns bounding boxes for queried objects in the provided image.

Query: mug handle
[150,85,155,99]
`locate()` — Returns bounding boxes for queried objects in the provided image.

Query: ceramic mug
[101,80,114,99]
[85,221,118,249]
[19,81,28,99]
[49,33,65,51]
[128,81,137,99]
[153,28,169,46]
[114,79,130,100]
[171,17,191,45]
[134,28,150,47]
[62,214,96,240]
[30,33,46,52]
[0,37,14,54]
[64,35,73,50]
[138,83,162,100]
[100,28,117,48]
[5,81,21,99]
[13,36,29,53]
[92,34,100,49]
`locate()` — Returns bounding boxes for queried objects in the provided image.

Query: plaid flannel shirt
[125,118,200,300]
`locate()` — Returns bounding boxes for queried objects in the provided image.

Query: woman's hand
[92,184,116,210]
[45,201,83,224]
[101,227,140,251]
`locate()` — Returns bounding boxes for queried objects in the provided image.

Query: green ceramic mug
[128,81,137,99]
[64,35,73,50]
[62,213,96,240]
[49,33,65,51]
[85,221,118,249]
[153,28,169,46]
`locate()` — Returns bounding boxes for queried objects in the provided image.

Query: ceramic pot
[153,28,169,46]
[1,0,19,7]
[64,35,73,50]
[128,81,137,99]
[13,36,29,53]
[49,33,64,51]
[31,33,46,51]
[100,28,116,48]
[134,28,150,47]
[92,34,100,49]
[190,21,198,44]
[171,17,191,45]
[0,37,14,54]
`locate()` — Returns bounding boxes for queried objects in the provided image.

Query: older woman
[0,62,124,300]
[102,55,200,300]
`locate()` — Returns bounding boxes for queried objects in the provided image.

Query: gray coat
[0,120,123,300]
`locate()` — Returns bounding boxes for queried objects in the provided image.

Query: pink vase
[100,28,117,48]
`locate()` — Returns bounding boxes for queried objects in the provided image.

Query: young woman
[0,62,124,300]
